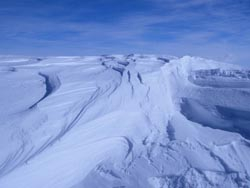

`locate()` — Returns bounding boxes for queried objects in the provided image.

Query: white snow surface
[0,54,250,188]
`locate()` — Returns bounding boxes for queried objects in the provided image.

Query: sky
[0,0,250,66]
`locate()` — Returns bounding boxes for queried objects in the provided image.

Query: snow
[0,54,250,188]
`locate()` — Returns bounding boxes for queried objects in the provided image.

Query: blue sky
[0,0,250,65]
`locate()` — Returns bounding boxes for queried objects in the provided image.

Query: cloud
[0,0,249,66]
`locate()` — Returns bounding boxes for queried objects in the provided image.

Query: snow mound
[0,55,250,188]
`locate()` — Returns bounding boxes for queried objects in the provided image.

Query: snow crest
[0,55,250,188]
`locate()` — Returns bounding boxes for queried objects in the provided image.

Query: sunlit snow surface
[0,54,250,188]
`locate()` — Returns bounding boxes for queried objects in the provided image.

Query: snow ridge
[0,55,250,188]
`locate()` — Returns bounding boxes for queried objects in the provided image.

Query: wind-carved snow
[0,55,250,188]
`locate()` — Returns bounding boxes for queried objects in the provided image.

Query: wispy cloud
[0,0,249,65]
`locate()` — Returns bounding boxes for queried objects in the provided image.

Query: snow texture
[0,54,250,188]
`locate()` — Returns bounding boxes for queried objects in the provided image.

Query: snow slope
[0,54,250,188]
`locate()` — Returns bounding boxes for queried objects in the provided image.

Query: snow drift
[0,54,250,188]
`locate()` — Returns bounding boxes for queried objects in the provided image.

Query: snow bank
[0,54,250,188]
